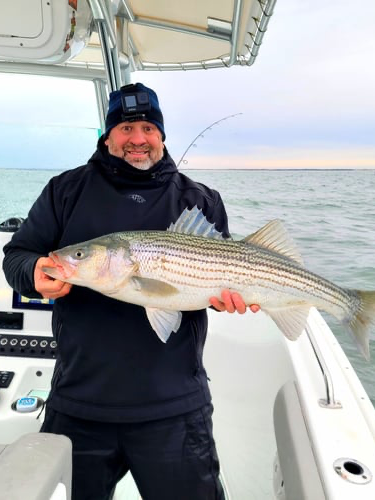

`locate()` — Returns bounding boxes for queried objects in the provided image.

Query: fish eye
[74,249,85,259]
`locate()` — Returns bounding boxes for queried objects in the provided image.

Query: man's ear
[104,138,109,146]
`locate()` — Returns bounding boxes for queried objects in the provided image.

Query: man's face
[105,121,164,170]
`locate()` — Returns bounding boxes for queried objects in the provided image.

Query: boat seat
[0,432,72,500]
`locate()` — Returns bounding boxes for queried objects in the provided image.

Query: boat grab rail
[304,322,342,409]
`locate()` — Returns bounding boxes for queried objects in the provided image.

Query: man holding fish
[3,83,258,500]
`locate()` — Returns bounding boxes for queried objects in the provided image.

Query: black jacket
[3,139,230,422]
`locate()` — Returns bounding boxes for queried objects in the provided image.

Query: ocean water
[1,168,374,402]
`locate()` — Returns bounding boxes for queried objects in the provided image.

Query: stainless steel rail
[116,0,278,71]
[305,323,342,409]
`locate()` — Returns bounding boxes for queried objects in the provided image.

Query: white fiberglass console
[0,222,55,444]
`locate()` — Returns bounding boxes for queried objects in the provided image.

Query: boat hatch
[0,0,92,65]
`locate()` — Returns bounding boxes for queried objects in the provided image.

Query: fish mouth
[42,252,76,281]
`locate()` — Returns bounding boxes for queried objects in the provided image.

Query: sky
[0,0,374,169]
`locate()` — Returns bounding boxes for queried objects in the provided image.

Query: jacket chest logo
[127,194,146,203]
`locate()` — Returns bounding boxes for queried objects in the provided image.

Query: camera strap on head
[120,113,147,122]
[121,84,136,92]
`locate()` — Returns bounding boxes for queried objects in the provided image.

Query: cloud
[0,123,98,169]
[138,0,375,168]
[0,0,374,170]
[183,145,375,170]
[0,73,99,128]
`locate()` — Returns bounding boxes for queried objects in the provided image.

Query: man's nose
[129,128,147,145]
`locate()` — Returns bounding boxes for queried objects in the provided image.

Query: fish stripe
[125,231,356,319]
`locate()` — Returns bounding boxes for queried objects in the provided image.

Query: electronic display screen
[12,291,54,311]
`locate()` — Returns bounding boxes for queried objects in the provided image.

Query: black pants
[40,403,225,500]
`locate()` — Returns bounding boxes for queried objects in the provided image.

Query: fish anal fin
[243,220,304,265]
[265,305,311,341]
[146,308,182,342]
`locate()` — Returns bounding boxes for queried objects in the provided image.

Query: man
[3,83,258,500]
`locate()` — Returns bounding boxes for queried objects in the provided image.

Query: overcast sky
[0,0,374,169]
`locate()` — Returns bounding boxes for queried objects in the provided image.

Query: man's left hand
[209,290,260,314]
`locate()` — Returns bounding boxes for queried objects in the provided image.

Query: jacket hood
[89,136,178,186]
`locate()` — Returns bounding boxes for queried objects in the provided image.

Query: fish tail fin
[347,290,375,361]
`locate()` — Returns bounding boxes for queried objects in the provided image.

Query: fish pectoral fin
[243,220,304,266]
[131,277,179,297]
[145,308,182,342]
[265,305,312,341]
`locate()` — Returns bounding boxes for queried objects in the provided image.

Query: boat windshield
[0,73,101,219]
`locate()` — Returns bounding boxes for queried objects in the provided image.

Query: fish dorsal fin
[243,220,304,265]
[168,206,224,240]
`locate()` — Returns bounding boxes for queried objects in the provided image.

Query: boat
[1,1,375,499]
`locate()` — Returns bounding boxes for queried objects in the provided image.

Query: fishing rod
[177,113,243,167]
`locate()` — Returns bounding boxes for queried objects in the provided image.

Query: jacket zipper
[192,321,201,376]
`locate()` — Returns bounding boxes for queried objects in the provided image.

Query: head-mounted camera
[120,84,151,121]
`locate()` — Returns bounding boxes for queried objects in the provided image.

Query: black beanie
[104,83,165,141]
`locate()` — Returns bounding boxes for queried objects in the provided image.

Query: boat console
[0,222,55,445]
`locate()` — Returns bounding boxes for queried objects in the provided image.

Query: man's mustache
[123,146,151,153]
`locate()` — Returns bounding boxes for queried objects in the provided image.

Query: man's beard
[124,155,155,170]
[122,147,162,170]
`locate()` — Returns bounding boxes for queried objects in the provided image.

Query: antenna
[177,113,243,167]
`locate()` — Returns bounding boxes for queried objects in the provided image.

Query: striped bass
[43,206,375,359]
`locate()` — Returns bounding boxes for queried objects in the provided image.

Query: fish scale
[43,206,375,358]
[130,231,356,312]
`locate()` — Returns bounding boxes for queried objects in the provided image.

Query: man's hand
[34,256,72,300]
[209,290,260,314]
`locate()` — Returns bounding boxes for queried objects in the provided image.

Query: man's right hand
[34,256,72,299]
[209,290,260,314]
